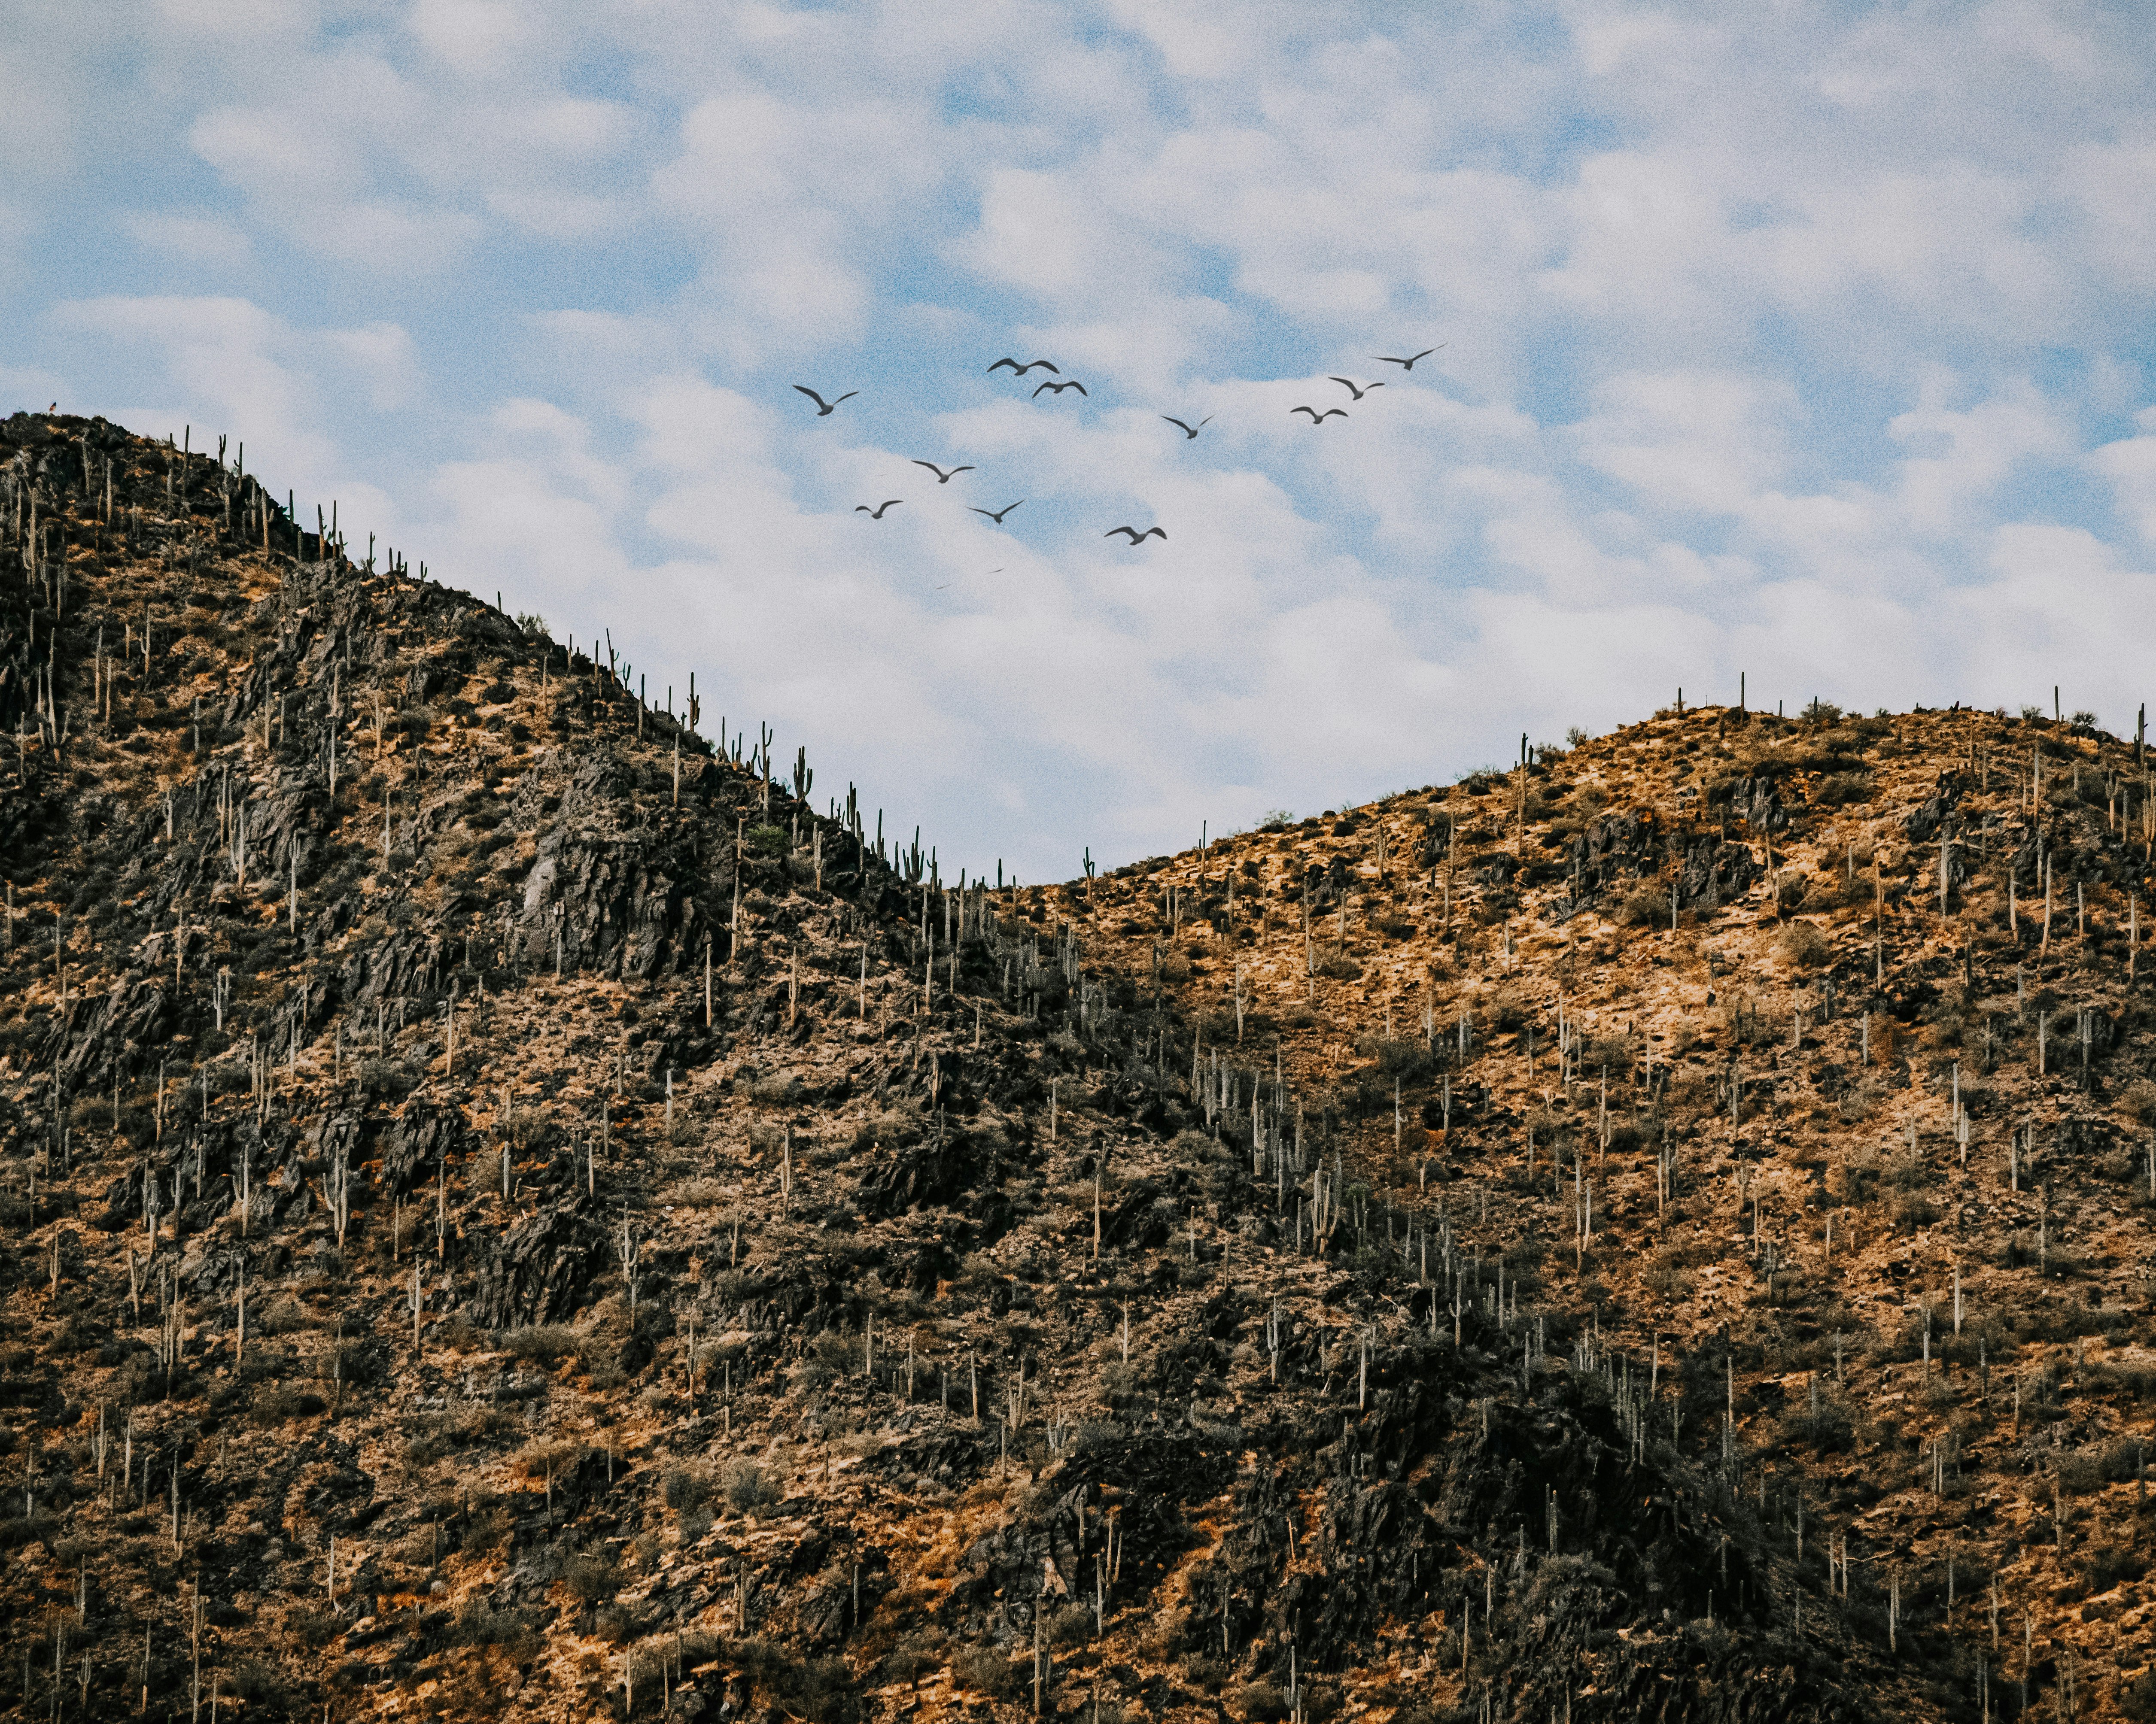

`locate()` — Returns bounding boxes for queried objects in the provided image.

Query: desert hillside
[0,409,2150,1723]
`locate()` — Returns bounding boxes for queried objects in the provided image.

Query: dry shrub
[661,1176,732,1209]
[952,1646,1023,1699]
[1775,921,1830,970]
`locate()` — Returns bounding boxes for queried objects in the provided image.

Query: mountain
[0,408,2149,1723]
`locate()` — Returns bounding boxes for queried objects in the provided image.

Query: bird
[912,461,975,483]
[1328,376,1383,400]
[1290,406,1347,423]
[1034,379,1088,397]
[1105,526,1165,543]
[855,501,903,519]
[1161,415,1212,439]
[988,358,1059,376]
[969,501,1024,524]
[1374,345,1444,370]
[794,385,858,415]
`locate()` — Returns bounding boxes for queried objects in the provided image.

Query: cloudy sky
[5,1,2155,880]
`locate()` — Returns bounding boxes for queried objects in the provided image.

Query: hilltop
[0,408,2150,1724]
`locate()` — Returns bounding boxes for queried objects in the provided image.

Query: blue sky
[7,0,2156,881]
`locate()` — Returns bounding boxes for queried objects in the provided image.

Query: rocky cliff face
[0,410,2148,1724]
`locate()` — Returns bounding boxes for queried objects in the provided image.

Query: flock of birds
[792,343,1444,549]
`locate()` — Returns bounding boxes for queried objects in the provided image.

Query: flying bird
[855,501,903,519]
[969,501,1025,524]
[1105,526,1165,544]
[1034,379,1088,397]
[987,358,1059,376]
[794,385,858,415]
[1290,406,1347,423]
[1374,345,1445,370]
[1328,376,1383,400]
[912,461,975,483]
[1161,415,1213,439]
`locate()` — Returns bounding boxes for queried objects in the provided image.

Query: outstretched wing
[1067,381,1088,396]
[1321,409,1347,421]
[987,358,1021,374]
[794,385,828,408]
[1162,416,1194,435]
[1291,406,1318,420]
[1143,528,1166,540]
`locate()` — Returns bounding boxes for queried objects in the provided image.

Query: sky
[5,0,2156,883]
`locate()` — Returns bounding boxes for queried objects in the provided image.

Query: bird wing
[1033,382,1054,397]
[911,461,945,477]
[1162,416,1194,434]
[855,504,873,512]
[1069,382,1088,395]
[1321,409,1347,420]
[832,391,858,406]
[987,358,1021,373]
[1145,528,1166,540]
[1328,376,1362,397]
[1105,528,1136,540]
[949,465,975,477]
[1031,361,1060,374]
[1414,346,1441,361]
[794,385,828,408]
[1291,406,1318,419]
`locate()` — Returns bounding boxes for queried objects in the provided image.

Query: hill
[0,408,2150,1722]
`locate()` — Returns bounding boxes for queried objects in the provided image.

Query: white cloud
[2092,415,2156,547]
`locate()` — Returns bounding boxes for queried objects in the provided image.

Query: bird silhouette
[794,385,858,415]
[969,501,1025,524]
[1161,415,1213,439]
[1033,379,1088,397]
[912,461,975,483]
[855,501,903,519]
[1105,526,1165,543]
[1328,376,1383,400]
[988,358,1059,376]
[1374,345,1444,370]
[1290,406,1347,423]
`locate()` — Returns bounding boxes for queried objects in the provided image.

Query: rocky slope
[0,409,2149,1723]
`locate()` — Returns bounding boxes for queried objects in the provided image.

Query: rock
[468,1205,605,1327]
[381,1101,467,1194]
